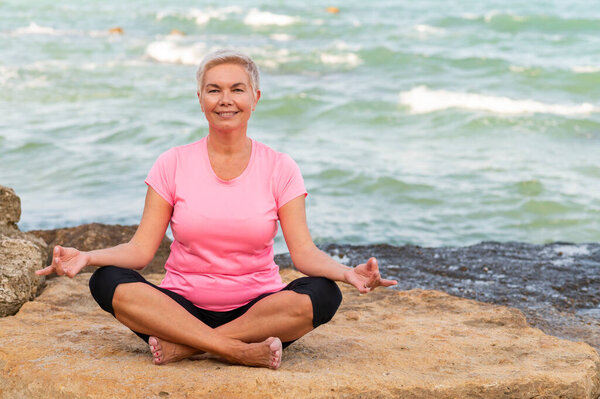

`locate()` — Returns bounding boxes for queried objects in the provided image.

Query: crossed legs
[112,282,313,368]
[89,266,341,369]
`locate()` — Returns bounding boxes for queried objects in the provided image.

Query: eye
[207,89,219,93]
[234,88,244,92]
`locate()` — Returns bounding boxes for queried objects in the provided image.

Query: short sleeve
[145,148,177,206]
[274,153,307,210]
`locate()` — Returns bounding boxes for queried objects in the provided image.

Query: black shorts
[89,266,342,347]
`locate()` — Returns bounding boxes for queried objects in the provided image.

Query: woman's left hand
[344,257,398,294]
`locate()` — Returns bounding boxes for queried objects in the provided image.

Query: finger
[349,275,369,294]
[35,265,56,276]
[366,271,379,287]
[367,257,377,272]
[380,278,398,287]
[54,257,65,276]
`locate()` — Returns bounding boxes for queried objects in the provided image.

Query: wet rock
[0,236,45,316]
[0,270,598,398]
[28,223,171,276]
[315,242,600,352]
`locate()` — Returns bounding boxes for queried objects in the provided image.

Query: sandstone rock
[28,223,171,275]
[0,185,20,228]
[0,236,45,317]
[0,269,598,398]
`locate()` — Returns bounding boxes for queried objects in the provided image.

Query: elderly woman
[36,49,397,369]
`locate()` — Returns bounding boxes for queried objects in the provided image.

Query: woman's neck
[207,130,250,156]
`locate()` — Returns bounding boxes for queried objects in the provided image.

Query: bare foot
[148,336,201,365]
[236,337,282,369]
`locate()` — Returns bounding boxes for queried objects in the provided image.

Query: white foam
[270,33,293,42]
[414,24,445,34]
[157,6,243,25]
[0,65,18,86]
[509,65,527,73]
[461,13,479,20]
[12,22,62,36]
[483,10,525,23]
[572,66,600,73]
[483,10,501,23]
[552,244,590,257]
[145,40,207,65]
[244,9,299,26]
[399,86,600,116]
[320,52,362,67]
[252,48,294,70]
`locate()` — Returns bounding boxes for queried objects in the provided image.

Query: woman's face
[198,63,260,134]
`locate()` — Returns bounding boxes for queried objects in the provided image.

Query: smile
[216,111,239,118]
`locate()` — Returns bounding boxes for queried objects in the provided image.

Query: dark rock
[315,242,600,352]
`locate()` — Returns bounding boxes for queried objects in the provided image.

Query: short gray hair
[196,49,260,97]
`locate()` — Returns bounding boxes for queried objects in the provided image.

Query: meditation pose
[36,49,397,369]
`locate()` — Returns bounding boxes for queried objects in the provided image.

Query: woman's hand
[35,245,90,278]
[344,257,398,294]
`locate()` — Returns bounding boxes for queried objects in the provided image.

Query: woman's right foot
[149,336,201,365]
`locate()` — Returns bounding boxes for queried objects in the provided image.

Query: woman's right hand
[36,245,90,278]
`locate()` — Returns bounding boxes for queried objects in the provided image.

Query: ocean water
[1,0,599,252]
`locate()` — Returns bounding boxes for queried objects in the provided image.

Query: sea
[1,0,599,253]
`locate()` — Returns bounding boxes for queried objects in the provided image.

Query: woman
[36,49,397,369]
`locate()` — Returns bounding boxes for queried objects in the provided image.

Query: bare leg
[112,283,282,369]
[149,291,314,364]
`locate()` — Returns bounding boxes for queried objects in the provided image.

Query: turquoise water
[1,0,599,251]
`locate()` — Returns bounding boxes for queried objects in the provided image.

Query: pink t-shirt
[144,137,307,311]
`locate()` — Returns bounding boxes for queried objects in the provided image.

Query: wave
[452,11,600,32]
[270,33,293,42]
[320,52,362,67]
[156,6,243,25]
[8,21,122,38]
[414,24,445,35]
[145,40,208,65]
[0,65,17,86]
[243,9,299,26]
[572,66,600,73]
[399,86,599,116]
[10,22,71,36]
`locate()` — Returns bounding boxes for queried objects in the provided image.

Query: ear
[252,89,261,111]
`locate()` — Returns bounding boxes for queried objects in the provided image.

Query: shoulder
[252,139,298,168]
[155,138,205,164]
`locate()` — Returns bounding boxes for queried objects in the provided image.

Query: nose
[219,90,233,105]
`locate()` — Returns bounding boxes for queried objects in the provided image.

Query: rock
[0,185,20,228]
[0,236,45,317]
[0,185,47,317]
[0,269,598,398]
[316,242,600,353]
[28,223,171,275]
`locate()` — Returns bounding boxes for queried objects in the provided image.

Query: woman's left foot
[149,336,201,365]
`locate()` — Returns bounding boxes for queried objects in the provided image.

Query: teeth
[218,112,237,116]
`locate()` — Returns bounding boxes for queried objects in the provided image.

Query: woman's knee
[89,266,142,315]
[309,277,342,327]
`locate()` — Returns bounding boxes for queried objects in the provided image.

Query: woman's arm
[36,187,172,277]
[278,195,397,293]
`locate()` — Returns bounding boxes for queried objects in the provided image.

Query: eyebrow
[205,82,247,89]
